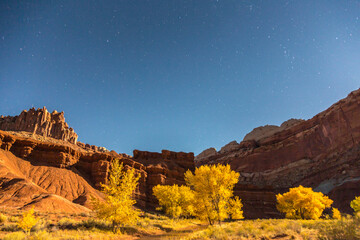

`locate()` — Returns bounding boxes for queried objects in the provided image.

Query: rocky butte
[0,107,194,213]
[196,88,360,218]
[0,107,78,144]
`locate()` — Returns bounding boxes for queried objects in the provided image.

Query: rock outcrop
[197,89,360,218]
[133,149,195,209]
[0,107,78,144]
[243,118,304,142]
[0,128,194,212]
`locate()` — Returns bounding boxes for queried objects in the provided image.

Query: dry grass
[1,209,359,239]
[185,217,360,240]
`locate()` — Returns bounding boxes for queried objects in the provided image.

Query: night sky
[1,1,359,155]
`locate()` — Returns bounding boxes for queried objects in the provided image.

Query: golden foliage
[332,208,341,220]
[153,184,195,218]
[185,164,241,224]
[92,159,141,229]
[350,196,360,214]
[276,185,333,220]
[17,207,38,235]
[228,196,244,220]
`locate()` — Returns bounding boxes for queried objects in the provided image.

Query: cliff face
[0,107,78,144]
[196,89,360,218]
[0,129,194,212]
[133,149,195,209]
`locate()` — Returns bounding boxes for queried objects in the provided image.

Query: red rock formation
[0,129,194,212]
[197,89,360,218]
[133,149,195,209]
[0,107,78,144]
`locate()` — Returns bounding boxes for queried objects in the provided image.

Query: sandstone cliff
[196,89,360,218]
[0,128,194,212]
[0,107,78,144]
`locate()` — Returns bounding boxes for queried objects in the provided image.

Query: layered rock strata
[196,89,360,218]
[0,129,194,211]
[133,149,195,209]
[0,107,78,144]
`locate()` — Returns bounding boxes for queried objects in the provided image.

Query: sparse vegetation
[1,208,360,239]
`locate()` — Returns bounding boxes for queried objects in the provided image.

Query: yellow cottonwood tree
[92,159,141,230]
[185,164,241,225]
[276,185,333,220]
[153,184,195,218]
[17,207,38,235]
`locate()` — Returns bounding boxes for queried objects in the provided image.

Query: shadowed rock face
[196,88,360,218]
[0,107,78,144]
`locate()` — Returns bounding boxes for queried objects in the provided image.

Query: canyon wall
[0,129,194,212]
[196,89,360,218]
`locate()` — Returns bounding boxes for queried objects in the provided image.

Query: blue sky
[1,0,359,155]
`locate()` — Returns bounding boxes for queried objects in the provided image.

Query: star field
[0,1,359,155]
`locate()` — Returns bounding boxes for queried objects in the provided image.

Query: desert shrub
[9,216,20,222]
[276,185,333,219]
[3,231,26,240]
[332,208,342,220]
[57,217,79,229]
[78,212,90,217]
[136,217,151,228]
[0,213,7,224]
[79,218,111,230]
[317,216,359,240]
[1,223,19,232]
[30,230,53,240]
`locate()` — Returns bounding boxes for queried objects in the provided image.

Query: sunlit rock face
[0,127,195,212]
[0,107,78,144]
[196,88,360,218]
[133,149,195,209]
